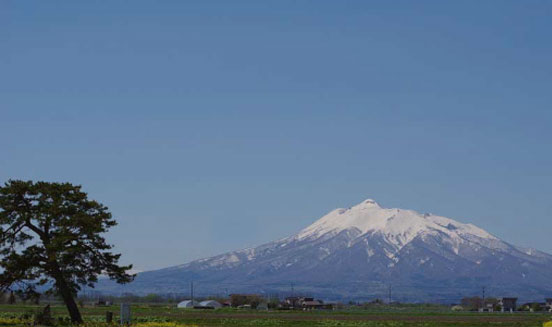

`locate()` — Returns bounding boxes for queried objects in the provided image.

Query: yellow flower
[0,317,28,326]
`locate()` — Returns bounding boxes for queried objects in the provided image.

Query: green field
[1,304,551,327]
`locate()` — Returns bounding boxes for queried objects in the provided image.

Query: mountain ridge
[97,199,552,302]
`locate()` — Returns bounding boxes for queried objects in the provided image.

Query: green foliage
[0,180,134,323]
[142,294,164,303]
[34,305,54,326]
[229,294,263,308]
[531,302,542,312]
[460,297,482,311]
[267,297,281,309]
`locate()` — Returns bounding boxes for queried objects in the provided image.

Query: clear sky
[1,1,551,271]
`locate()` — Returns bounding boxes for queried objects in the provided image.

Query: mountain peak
[356,198,381,207]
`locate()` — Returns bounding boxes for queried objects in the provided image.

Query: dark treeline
[6,290,546,312]
[0,291,59,305]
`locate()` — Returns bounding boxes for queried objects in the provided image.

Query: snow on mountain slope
[295,199,497,250]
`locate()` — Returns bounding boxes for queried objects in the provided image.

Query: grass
[0,304,550,327]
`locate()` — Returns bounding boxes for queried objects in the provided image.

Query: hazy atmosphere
[2,0,551,273]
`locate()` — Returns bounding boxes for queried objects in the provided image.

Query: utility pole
[388,285,392,304]
[190,281,194,304]
[291,282,294,297]
[482,286,486,309]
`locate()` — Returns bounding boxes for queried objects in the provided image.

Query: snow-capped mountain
[98,199,552,302]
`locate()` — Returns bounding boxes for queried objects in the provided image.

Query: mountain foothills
[98,199,552,302]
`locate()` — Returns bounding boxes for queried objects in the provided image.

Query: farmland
[0,304,550,327]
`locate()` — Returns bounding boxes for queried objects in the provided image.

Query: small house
[545,298,552,311]
[229,294,263,308]
[478,302,494,312]
[283,296,332,310]
[498,297,517,312]
[302,300,325,310]
[284,297,302,308]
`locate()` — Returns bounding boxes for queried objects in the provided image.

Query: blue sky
[1,1,551,271]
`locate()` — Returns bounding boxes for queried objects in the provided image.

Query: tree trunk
[56,277,83,324]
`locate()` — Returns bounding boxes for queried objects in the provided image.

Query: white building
[177,300,199,308]
[199,300,222,309]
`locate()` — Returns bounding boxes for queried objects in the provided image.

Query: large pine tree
[0,180,134,323]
